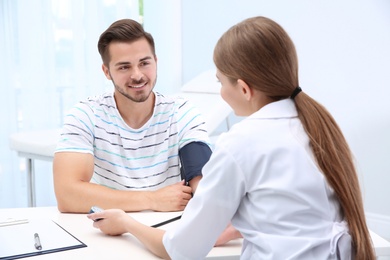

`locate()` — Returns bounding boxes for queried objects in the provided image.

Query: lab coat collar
[249,98,298,120]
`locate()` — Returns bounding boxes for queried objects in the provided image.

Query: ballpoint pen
[151,215,182,228]
[34,233,42,250]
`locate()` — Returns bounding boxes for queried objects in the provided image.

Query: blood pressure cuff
[179,142,212,183]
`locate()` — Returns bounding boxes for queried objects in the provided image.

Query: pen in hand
[34,233,42,250]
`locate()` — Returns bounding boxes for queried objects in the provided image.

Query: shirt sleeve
[55,102,95,154]
[175,97,211,149]
[163,140,246,259]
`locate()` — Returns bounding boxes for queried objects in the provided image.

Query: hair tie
[290,86,302,99]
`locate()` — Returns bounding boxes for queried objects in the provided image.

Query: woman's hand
[87,208,132,236]
[215,223,242,246]
[87,208,170,259]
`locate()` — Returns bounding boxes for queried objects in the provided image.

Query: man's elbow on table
[56,197,73,213]
[53,180,84,213]
[54,185,93,213]
[53,152,95,213]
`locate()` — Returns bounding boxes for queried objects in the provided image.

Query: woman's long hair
[213,16,375,259]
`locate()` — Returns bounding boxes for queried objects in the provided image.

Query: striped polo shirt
[55,92,210,190]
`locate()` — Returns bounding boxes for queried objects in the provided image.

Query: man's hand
[151,180,193,211]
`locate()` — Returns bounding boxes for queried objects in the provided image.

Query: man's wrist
[145,190,156,211]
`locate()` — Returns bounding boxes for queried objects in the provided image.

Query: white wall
[143,0,182,95]
[145,0,390,239]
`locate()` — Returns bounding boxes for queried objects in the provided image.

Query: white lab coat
[163,99,352,259]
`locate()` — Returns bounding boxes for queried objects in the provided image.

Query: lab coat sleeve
[163,144,246,260]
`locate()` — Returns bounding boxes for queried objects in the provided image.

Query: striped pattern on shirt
[55,92,210,190]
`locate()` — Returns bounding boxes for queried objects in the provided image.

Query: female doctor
[88,16,375,260]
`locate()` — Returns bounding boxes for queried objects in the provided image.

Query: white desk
[1,207,389,259]
[0,207,241,259]
[9,129,62,207]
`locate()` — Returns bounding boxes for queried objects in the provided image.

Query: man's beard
[112,76,157,103]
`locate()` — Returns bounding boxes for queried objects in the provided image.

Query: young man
[53,19,212,213]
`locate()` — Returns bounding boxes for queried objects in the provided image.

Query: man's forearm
[56,181,154,213]
[56,180,193,213]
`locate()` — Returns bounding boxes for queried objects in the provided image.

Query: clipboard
[0,219,86,259]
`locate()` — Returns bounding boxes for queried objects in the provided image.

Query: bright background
[1,0,389,241]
